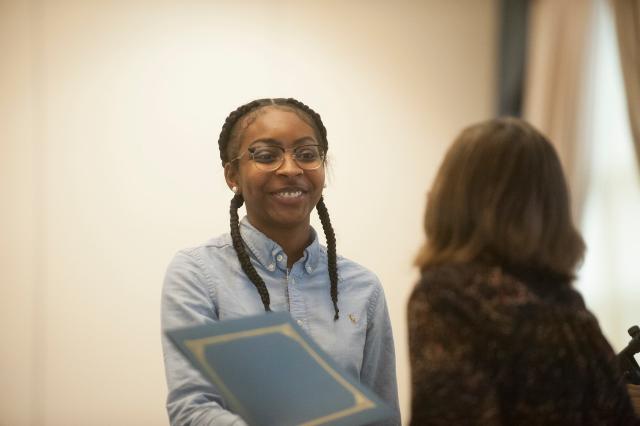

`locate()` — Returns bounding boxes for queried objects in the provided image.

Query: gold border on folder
[184,323,376,426]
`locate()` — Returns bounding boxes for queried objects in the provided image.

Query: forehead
[239,107,316,146]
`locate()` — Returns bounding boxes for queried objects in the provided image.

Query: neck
[248,218,313,269]
[275,227,313,269]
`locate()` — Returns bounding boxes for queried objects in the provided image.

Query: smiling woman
[160,98,401,425]
[224,105,327,268]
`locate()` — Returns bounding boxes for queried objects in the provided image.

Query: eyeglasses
[231,144,325,172]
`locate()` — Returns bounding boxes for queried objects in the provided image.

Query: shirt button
[306,265,313,273]
[291,278,296,285]
[276,254,283,262]
[267,264,275,271]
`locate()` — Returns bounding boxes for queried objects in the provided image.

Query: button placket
[288,270,306,330]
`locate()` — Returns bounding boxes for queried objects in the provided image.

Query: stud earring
[232,186,238,193]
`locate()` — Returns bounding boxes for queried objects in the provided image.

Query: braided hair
[218,98,340,320]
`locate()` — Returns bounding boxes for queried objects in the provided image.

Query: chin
[268,210,312,229]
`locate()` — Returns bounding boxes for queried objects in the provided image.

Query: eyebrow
[249,137,317,147]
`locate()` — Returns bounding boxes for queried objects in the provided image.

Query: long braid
[280,99,339,320]
[219,98,340,319]
[316,197,339,320]
[220,100,274,311]
[229,193,271,311]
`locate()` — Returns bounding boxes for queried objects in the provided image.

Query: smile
[274,190,304,198]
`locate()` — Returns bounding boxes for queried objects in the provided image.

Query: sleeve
[407,281,501,426]
[360,282,402,426]
[161,250,247,426]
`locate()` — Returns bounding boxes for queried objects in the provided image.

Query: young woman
[408,117,639,425]
[161,98,400,425]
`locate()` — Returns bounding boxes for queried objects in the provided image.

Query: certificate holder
[166,312,394,426]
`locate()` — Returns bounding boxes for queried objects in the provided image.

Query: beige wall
[1,1,37,424]
[0,1,497,424]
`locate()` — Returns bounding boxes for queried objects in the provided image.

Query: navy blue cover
[166,312,394,426]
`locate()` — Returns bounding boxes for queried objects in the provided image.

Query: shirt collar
[239,216,321,274]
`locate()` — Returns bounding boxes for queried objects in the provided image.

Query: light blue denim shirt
[161,217,400,425]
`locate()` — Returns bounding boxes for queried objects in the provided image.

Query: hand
[628,384,640,416]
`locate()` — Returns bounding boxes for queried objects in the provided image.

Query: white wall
[0,1,497,424]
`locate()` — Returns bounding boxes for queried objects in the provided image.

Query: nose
[275,152,303,176]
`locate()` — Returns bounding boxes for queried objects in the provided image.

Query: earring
[232,186,238,193]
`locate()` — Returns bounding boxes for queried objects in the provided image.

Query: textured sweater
[408,263,639,425]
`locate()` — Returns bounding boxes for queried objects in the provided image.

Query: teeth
[277,190,302,198]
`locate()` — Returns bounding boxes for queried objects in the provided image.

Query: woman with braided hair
[161,98,400,425]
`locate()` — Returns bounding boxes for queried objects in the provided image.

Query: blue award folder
[166,312,394,426]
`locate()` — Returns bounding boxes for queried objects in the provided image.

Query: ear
[224,163,240,193]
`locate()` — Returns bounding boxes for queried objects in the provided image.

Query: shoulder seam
[367,281,382,328]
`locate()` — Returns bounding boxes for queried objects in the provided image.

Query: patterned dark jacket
[408,263,639,425]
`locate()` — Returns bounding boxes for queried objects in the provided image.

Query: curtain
[523,0,594,222]
[577,0,640,353]
[497,0,530,117]
[610,0,640,172]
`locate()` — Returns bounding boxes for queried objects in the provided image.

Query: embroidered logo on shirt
[348,314,358,324]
